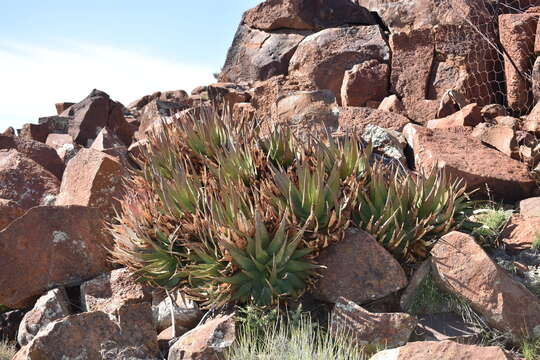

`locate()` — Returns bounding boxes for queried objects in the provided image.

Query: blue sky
[0,0,261,129]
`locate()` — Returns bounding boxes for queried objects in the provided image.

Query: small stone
[500,214,540,250]
[426,103,482,129]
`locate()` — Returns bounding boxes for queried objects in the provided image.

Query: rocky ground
[2,0,540,359]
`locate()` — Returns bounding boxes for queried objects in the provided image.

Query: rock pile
[3,0,540,359]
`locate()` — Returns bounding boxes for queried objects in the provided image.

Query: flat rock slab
[0,205,113,308]
[403,124,535,202]
[338,107,410,134]
[370,340,521,360]
[431,231,540,339]
[312,228,408,305]
[500,214,540,250]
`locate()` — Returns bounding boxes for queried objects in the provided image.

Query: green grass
[0,339,16,360]
[0,305,9,314]
[532,232,540,251]
[460,204,512,247]
[522,337,540,360]
[227,307,367,360]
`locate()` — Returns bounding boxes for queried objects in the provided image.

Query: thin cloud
[0,41,216,129]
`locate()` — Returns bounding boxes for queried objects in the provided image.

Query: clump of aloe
[111,107,471,307]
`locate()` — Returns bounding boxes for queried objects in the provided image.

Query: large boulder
[0,205,113,308]
[331,297,417,348]
[431,231,540,339]
[137,98,189,136]
[312,228,408,304]
[288,26,389,104]
[167,314,235,360]
[18,123,50,143]
[499,13,538,113]
[0,150,60,209]
[403,124,535,202]
[219,25,309,84]
[63,89,134,147]
[242,0,375,31]
[17,288,72,346]
[55,149,124,217]
[0,135,65,179]
[14,303,159,360]
[370,340,520,360]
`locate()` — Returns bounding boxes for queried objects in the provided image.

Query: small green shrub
[522,337,540,360]
[227,309,365,360]
[458,203,512,247]
[532,232,540,251]
[0,339,16,360]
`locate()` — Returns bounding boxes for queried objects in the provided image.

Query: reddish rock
[89,127,126,151]
[520,196,540,217]
[472,125,518,158]
[18,288,72,346]
[55,102,74,115]
[242,0,375,31]
[499,13,538,113]
[288,26,389,104]
[14,303,159,360]
[55,149,124,216]
[207,83,250,110]
[127,139,149,164]
[431,231,540,339]
[38,115,70,134]
[167,314,235,360]
[19,123,50,143]
[81,268,152,314]
[338,107,410,134]
[370,340,520,360]
[313,229,408,305]
[331,297,417,348]
[45,133,74,150]
[500,214,540,250]
[0,134,65,179]
[426,103,482,129]
[219,25,309,84]
[64,89,134,146]
[2,127,15,136]
[0,205,113,308]
[403,124,535,202]
[0,150,60,209]
[400,260,432,312]
[272,90,339,135]
[495,116,520,129]
[526,100,540,135]
[341,60,389,107]
[138,98,189,135]
[0,198,25,230]
[533,57,540,103]
[378,95,406,115]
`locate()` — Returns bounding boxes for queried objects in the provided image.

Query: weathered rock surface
[472,124,518,158]
[288,26,389,104]
[19,123,50,143]
[0,310,24,342]
[431,231,540,339]
[152,290,203,333]
[55,102,74,115]
[0,134,65,179]
[370,340,520,360]
[499,13,538,113]
[378,95,407,115]
[81,268,153,314]
[55,149,124,216]
[272,89,338,133]
[0,205,113,308]
[331,297,417,348]
[500,214,540,250]
[403,124,535,201]
[18,288,72,346]
[14,303,159,360]
[0,198,25,230]
[63,89,134,146]
[242,0,375,31]
[426,103,482,129]
[341,60,389,107]
[520,196,540,217]
[362,125,407,164]
[338,107,410,134]
[313,229,408,304]
[167,314,235,360]
[0,150,60,209]
[138,98,189,136]
[219,25,308,84]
